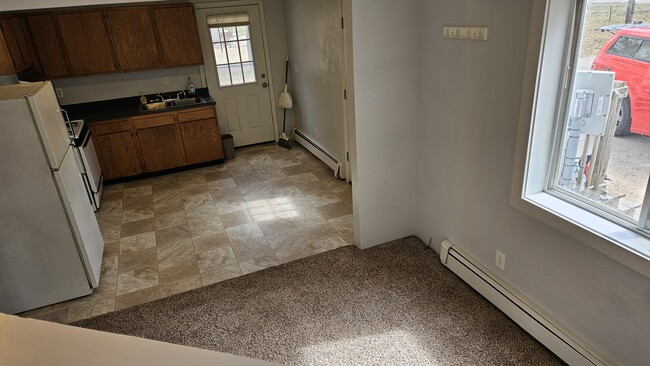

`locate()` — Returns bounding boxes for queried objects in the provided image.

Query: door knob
[262,82,268,88]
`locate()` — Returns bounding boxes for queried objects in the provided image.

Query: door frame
[341,0,354,182]
[194,0,279,143]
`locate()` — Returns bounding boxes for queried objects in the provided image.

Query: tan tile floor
[20,142,353,324]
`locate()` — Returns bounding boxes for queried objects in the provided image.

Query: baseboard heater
[439,240,612,366]
[293,129,342,178]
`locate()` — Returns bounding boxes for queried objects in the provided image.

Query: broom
[278,57,292,149]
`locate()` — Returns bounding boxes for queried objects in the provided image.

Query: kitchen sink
[142,96,204,111]
[169,97,203,107]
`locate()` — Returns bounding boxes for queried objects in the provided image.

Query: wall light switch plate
[163,77,170,86]
[444,26,488,41]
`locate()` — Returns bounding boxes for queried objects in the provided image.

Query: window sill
[514,191,650,279]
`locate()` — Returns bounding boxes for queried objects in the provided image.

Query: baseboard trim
[293,129,342,179]
[440,240,612,366]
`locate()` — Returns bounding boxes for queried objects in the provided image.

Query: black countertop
[63,88,216,123]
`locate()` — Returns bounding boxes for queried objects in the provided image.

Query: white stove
[67,118,103,212]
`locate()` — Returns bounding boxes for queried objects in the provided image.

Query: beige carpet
[74,237,565,365]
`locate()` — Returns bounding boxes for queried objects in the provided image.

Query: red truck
[592,27,650,136]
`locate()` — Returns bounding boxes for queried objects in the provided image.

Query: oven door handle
[81,129,91,148]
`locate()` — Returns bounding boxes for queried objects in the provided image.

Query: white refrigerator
[0,81,104,314]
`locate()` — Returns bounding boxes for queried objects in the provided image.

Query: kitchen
[0,0,353,321]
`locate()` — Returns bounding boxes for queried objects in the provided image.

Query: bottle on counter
[187,77,196,97]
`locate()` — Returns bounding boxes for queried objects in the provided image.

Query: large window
[516,0,650,275]
[550,1,650,233]
[207,14,256,87]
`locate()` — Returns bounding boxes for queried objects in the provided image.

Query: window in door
[207,14,256,87]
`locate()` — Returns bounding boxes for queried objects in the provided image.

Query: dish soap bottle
[187,77,196,97]
[139,92,147,106]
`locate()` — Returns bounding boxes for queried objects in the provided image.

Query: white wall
[413,0,650,365]
[53,66,203,105]
[282,0,345,162]
[349,0,419,248]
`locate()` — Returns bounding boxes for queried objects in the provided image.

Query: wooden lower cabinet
[91,119,143,180]
[178,106,223,164]
[91,106,223,180]
[136,124,185,172]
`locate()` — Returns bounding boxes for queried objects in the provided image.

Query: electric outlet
[55,88,64,98]
[163,77,170,86]
[496,250,506,270]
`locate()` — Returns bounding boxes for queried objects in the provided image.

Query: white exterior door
[196,5,276,147]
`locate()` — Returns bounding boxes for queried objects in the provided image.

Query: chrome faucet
[177,90,187,99]
[156,92,164,102]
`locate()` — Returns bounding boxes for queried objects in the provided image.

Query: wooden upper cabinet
[26,14,70,78]
[0,28,15,75]
[105,8,161,71]
[56,11,116,75]
[0,17,32,73]
[153,5,203,67]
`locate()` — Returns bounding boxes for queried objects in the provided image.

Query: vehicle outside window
[592,28,650,136]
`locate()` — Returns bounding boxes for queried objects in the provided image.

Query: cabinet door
[132,114,185,172]
[12,18,32,70]
[177,107,223,164]
[56,11,116,75]
[0,27,15,75]
[180,118,223,164]
[91,119,143,180]
[94,130,143,180]
[0,18,29,73]
[153,5,203,67]
[26,14,70,78]
[105,8,161,71]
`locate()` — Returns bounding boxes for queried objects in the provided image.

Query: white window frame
[512,0,650,279]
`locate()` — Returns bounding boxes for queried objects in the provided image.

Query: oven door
[80,133,102,194]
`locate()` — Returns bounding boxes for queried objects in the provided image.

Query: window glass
[243,62,255,83]
[607,36,642,57]
[217,65,232,87]
[208,21,256,87]
[213,44,228,65]
[226,42,241,63]
[210,28,222,43]
[236,26,250,40]
[554,4,650,224]
[230,63,244,85]
[239,40,253,62]
[634,40,650,62]
[223,26,238,42]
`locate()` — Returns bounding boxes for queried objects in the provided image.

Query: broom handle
[283,56,289,133]
[282,107,287,133]
[284,57,289,84]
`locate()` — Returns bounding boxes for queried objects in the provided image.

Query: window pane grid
[209,22,256,87]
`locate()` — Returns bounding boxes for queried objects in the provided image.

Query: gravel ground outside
[606,134,650,212]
